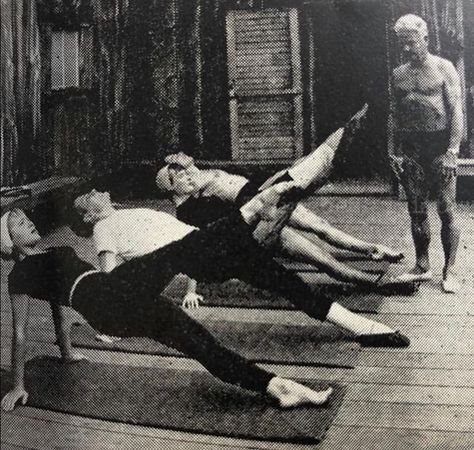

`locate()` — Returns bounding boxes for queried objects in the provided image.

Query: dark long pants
[72,213,334,392]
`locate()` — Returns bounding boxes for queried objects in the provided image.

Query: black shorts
[234,181,259,207]
[399,130,456,214]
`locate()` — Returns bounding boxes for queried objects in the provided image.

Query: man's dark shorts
[399,130,457,215]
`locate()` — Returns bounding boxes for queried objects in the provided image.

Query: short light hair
[155,165,172,192]
[394,14,428,38]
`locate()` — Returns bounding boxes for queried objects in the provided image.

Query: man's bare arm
[98,251,118,272]
[442,60,464,152]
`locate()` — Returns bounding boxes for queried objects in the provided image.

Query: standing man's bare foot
[266,377,333,408]
[442,272,460,293]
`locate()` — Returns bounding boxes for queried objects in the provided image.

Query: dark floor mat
[70,320,358,368]
[1,358,346,444]
[163,279,387,313]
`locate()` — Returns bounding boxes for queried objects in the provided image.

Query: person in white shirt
[74,190,203,309]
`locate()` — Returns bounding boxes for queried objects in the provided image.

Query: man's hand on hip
[389,155,404,180]
[440,150,458,178]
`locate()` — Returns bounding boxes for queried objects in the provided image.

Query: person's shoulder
[147,209,178,223]
[433,55,457,75]
[7,256,36,292]
[212,169,231,178]
[393,63,410,79]
[93,215,114,237]
[8,263,24,293]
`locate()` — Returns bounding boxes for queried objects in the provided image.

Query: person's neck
[198,170,216,190]
[173,193,191,206]
[97,205,116,220]
[17,245,43,260]
[410,52,430,68]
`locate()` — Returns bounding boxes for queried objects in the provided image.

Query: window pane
[63,32,79,87]
[51,32,64,89]
[51,31,79,89]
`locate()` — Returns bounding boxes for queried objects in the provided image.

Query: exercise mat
[70,320,358,368]
[198,280,386,312]
[1,358,346,444]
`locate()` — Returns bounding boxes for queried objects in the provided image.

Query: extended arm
[389,71,405,177]
[443,60,463,152]
[1,294,30,411]
[49,301,85,362]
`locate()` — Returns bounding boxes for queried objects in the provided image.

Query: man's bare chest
[395,68,444,98]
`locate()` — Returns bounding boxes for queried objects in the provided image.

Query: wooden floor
[1,197,473,450]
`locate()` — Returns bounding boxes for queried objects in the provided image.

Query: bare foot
[442,273,460,294]
[95,334,121,344]
[267,377,333,408]
[371,245,404,263]
[397,266,432,282]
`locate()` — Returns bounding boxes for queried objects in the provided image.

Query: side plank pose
[390,14,463,292]
[73,191,203,309]
[155,112,407,294]
[2,183,409,411]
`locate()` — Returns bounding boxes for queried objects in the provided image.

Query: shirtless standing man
[391,14,464,292]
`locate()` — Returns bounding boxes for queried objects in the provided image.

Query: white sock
[326,303,393,335]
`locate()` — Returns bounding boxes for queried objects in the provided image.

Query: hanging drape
[1,0,41,186]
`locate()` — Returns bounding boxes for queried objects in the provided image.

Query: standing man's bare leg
[397,161,433,282]
[438,174,460,292]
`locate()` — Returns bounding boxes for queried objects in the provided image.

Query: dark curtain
[1,0,41,186]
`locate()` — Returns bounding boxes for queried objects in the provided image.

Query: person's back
[93,208,197,261]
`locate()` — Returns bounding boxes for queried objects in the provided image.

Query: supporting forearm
[11,333,27,389]
[50,303,74,359]
[186,277,198,295]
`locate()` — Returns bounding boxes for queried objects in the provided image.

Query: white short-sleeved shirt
[93,208,197,260]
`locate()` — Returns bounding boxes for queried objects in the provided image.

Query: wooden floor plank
[317,426,474,450]
[357,351,474,370]
[333,401,474,432]
[0,443,34,450]
[345,384,474,406]
[2,408,308,450]
[2,342,473,390]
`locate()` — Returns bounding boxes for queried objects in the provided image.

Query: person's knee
[409,210,428,225]
[439,210,457,229]
[279,227,303,254]
[437,196,456,217]
[290,204,327,227]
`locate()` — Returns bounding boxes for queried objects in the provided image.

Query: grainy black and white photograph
[1,0,473,448]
